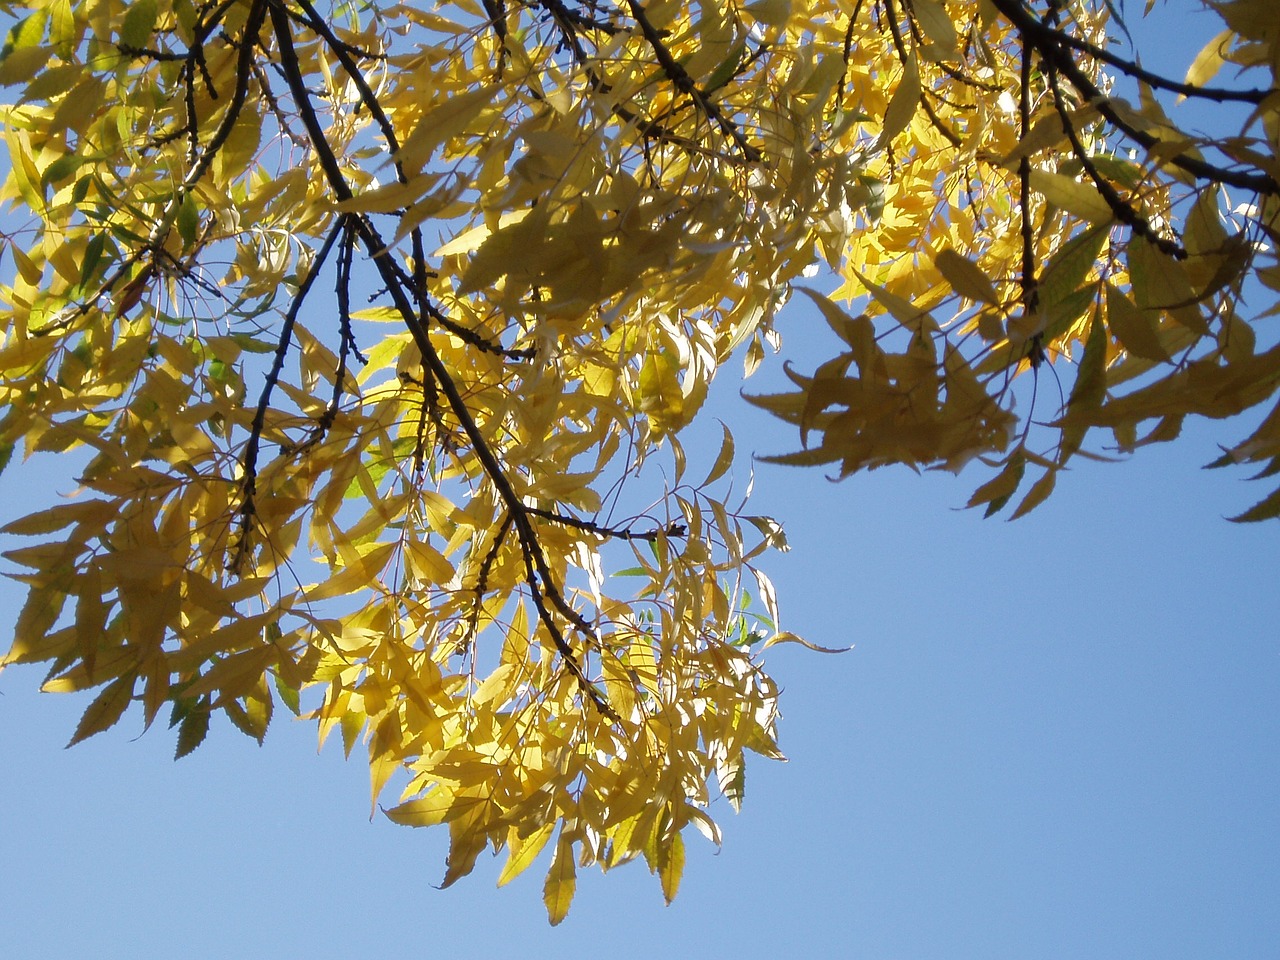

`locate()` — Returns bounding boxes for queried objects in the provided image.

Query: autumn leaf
[2,0,1279,925]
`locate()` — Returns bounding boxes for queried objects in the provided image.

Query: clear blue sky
[2,5,1277,958]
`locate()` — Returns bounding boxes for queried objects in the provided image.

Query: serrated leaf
[658,830,685,904]
[273,671,301,715]
[1228,485,1280,523]
[66,674,134,747]
[120,0,157,50]
[174,703,210,759]
[701,421,735,486]
[543,832,577,926]
[1008,468,1057,520]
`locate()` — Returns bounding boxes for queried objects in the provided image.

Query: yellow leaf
[498,821,556,887]
[760,630,851,654]
[302,542,398,602]
[67,674,134,747]
[658,830,685,904]
[1028,169,1114,223]
[1106,283,1169,362]
[700,421,735,486]
[911,0,959,57]
[395,86,498,174]
[406,538,454,586]
[543,832,577,925]
[1008,468,1057,520]
[934,248,1001,305]
[1181,29,1231,100]
[874,51,920,149]
[743,0,790,27]
[854,271,938,332]
[384,791,458,828]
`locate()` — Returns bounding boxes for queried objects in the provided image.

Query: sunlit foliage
[0,0,1276,922]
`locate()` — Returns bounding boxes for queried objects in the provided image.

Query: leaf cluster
[2,0,1278,923]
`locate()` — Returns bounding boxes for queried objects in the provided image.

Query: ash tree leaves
[0,0,1278,927]
[753,0,1280,521]
[0,0,815,924]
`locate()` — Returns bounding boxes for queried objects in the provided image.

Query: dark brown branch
[460,512,515,651]
[624,0,762,163]
[1017,28,1038,319]
[1040,14,1273,104]
[232,218,345,573]
[268,1,613,716]
[31,1,261,337]
[527,508,687,542]
[884,0,962,147]
[991,0,1280,196]
[251,59,309,149]
[182,0,268,190]
[533,0,623,35]
[116,43,187,61]
[290,0,402,164]
[1045,62,1187,259]
[480,0,510,76]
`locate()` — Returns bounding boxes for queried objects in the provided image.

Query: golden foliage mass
[0,0,1277,920]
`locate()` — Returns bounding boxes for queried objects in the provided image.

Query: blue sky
[3,4,1278,958]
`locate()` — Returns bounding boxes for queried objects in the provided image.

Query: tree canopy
[0,0,1276,923]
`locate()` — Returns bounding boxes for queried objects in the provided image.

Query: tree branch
[624,0,762,163]
[268,0,615,716]
[991,0,1280,196]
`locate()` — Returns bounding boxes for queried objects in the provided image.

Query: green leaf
[1,11,48,59]
[1039,226,1108,310]
[704,39,746,91]
[273,671,301,716]
[120,0,158,50]
[176,192,199,247]
[1066,311,1108,415]
[175,702,210,759]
